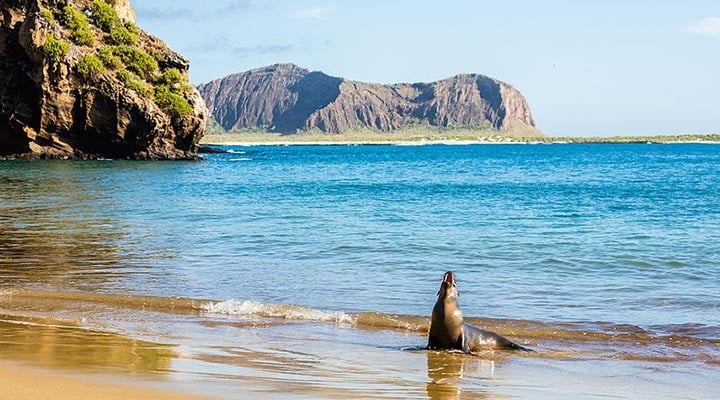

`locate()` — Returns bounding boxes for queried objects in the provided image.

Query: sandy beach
[0,361,214,400]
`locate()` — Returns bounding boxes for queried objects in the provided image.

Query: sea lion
[428,271,532,352]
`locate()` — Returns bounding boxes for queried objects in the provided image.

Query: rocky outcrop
[0,0,207,160]
[112,0,136,23]
[198,63,540,136]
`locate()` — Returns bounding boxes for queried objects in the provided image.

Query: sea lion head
[437,271,459,301]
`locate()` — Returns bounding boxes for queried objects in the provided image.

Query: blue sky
[133,0,720,137]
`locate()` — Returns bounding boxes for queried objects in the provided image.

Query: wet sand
[1,290,719,399]
[0,361,214,400]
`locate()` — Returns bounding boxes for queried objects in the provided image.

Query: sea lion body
[427,271,531,352]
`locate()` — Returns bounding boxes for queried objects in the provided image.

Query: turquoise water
[1,143,719,399]
[3,143,718,326]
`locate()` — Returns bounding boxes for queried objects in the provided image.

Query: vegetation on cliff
[40,0,194,116]
[42,33,69,63]
[0,0,207,159]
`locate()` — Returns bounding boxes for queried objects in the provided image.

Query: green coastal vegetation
[75,54,104,79]
[201,123,720,145]
[40,0,193,118]
[532,133,720,144]
[42,33,69,63]
[63,5,94,46]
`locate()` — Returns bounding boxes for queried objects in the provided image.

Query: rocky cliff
[0,0,207,159]
[198,64,540,136]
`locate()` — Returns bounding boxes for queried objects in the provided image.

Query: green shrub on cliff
[117,69,153,98]
[157,68,194,94]
[110,24,139,45]
[76,55,105,79]
[154,85,193,118]
[63,5,94,46]
[90,0,121,32]
[98,45,122,69]
[111,45,158,79]
[43,34,69,63]
[41,9,55,24]
[125,22,140,38]
[158,68,183,85]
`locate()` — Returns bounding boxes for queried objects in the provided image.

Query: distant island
[198,64,718,146]
[197,63,542,140]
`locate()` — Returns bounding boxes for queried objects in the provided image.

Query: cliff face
[0,0,207,160]
[198,64,540,136]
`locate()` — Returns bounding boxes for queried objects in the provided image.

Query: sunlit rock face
[0,0,207,159]
[198,63,540,136]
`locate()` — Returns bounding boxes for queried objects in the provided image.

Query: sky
[132,0,720,137]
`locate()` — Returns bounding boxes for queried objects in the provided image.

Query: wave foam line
[200,300,356,325]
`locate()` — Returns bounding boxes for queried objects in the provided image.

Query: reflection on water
[426,351,498,400]
[0,315,177,375]
[426,351,464,399]
[0,161,183,294]
[0,162,128,289]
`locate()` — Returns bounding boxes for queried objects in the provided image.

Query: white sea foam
[200,300,355,324]
[226,149,246,154]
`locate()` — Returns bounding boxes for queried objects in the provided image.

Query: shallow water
[1,143,719,399]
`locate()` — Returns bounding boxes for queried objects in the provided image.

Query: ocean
[1,143,718,399]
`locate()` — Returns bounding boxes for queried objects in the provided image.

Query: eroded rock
[0,0,207,160]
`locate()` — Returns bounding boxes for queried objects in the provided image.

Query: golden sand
[0,362,214,400]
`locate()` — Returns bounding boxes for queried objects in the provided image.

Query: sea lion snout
[443,271,455,286]
[437,271,459,299]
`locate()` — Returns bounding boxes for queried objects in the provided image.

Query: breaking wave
[200,299,355,324]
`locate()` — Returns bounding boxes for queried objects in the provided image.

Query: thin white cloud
[687,17,720,37]
[231,44,294,58]
[213,0,253,17]
[136,6,195,21]
[184,36,294,58]
[136,1,252,21]
[295,5,335,19]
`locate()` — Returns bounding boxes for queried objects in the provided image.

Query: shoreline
[0,361,216,400]
[200,133,720,146]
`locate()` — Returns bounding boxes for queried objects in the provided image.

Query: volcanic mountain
[198,63,540,137]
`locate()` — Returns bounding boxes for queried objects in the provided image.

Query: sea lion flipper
[463,323,533,352]
[508,342,534,352]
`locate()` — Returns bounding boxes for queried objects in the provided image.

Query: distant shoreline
[201,132,720,146]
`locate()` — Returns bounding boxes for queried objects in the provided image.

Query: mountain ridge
[198,64,541,137]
